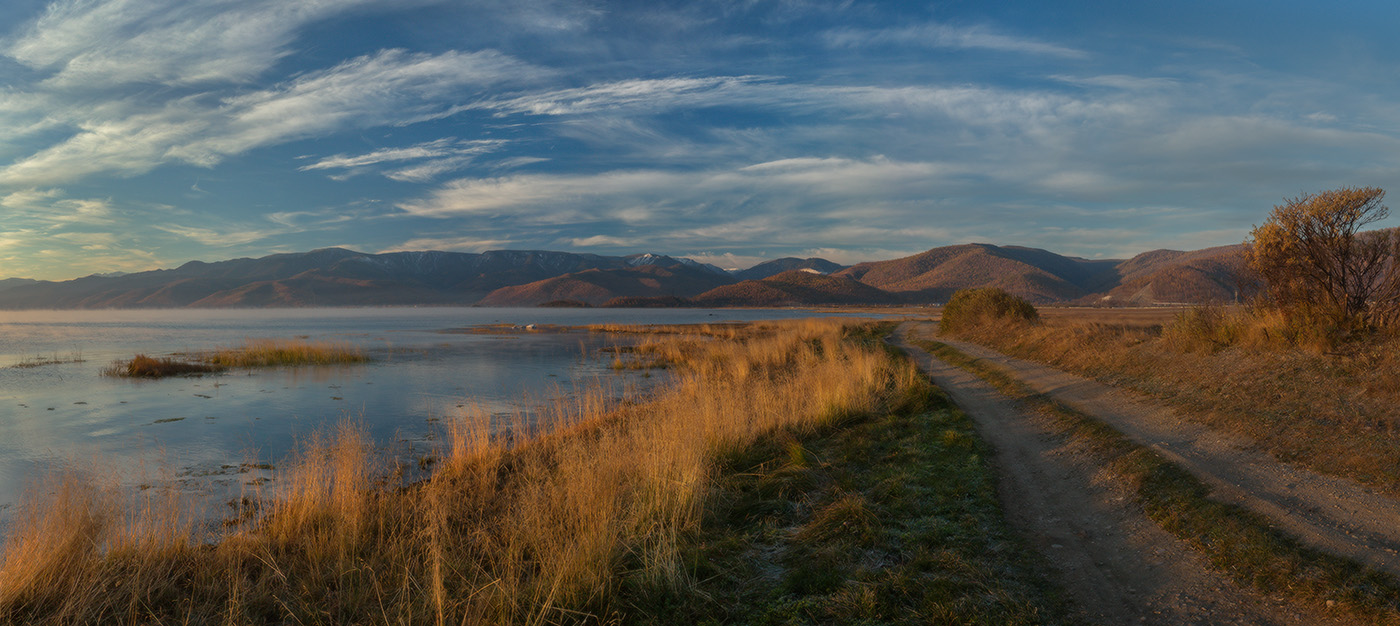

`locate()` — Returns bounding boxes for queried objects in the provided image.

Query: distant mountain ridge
[731,257,848,281]
[0,243,1248,309]
[693,270,901,307]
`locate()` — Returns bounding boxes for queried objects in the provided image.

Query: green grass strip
[915,338,1400,624]
[625,352,1082,625]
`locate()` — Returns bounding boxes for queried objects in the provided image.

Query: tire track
[893,323,1356,625]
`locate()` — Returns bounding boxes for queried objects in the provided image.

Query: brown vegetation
[836,243,1119,303]
[201,339,367,368]
[938,287,1039,334]
[105,339,367,378]
[1095,245,1249,305]
[1,320,943,624]
[943,308,1400,497]
[1248,186,1400,332]
[104,354,223,378]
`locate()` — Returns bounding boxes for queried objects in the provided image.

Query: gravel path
[893,322,1362,625]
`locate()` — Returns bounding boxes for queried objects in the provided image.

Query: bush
[939,288,1039,334]
[1248,186,1400,334]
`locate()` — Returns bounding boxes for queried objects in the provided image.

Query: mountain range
[0,243,1248,309]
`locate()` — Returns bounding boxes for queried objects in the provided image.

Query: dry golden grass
[202,338,368,368]
[947,310,1400,496]
[1,318,915,625]
[105,339,367,378]
[104,353,224,378]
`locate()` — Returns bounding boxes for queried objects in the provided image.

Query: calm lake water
[0,307,879,535]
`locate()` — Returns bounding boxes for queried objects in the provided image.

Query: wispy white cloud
[567,234,635,247]
[380,236,515,252]
[6,0,419,88]
[823,22,1087,59]
[469,76,769,116]
[0,188,116,225]
[153,224,279,247]
[52,231,119,250]
[396,156,967,220]
[1051,74,1179,91]
[393,156,978,256]
[300,138,508,181]
[0,49,542,186]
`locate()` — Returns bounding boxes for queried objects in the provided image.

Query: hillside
[836,244,1120,304]
[1094,244,1250,305]
[731,257,847,281]
[477,264,734,307]
[694,270,902,307]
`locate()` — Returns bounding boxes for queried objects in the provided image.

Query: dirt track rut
[905,322,1400,576]
[893,321,1365,625]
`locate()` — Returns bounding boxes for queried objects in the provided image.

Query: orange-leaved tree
[1247,186,1400,331]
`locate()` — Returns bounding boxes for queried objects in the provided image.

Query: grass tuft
[105,354,222,378]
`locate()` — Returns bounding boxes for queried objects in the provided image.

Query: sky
[3,0,1400,280]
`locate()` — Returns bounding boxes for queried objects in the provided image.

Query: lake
[0,307,881,535]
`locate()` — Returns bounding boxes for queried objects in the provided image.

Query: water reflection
[0,307,882,536]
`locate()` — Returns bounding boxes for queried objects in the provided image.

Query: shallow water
[0,307,877,534]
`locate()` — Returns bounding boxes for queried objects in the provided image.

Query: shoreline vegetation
[945,307,1400,497]
[103,338,369,378]
[0,319,1075,624]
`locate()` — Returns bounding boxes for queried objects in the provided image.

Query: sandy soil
[894,321,1368,625]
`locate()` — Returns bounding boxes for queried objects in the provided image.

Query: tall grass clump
[104,354,223,378]
[939,287,1039,335]
[105,339,367,379]
[0,318,920,625]
[202,338,367,367]
[1162,305,1344,353]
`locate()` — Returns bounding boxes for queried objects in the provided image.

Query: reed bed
[202,338,368,368]
[1,319,917,624]
[104,354,223,378]
[104,338,367,378]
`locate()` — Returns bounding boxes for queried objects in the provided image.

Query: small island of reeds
[103,338,368,378]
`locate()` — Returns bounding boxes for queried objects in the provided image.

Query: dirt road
[893,321,1368,625]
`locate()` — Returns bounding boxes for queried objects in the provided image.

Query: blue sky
[2,0,1400,280]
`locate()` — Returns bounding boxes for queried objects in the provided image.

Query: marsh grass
[201,338,368,368]
[104,354,223,378]
[5,319,1001,625]
[920,338,1400,624]
[10,352,86,369]
[104,339,367,379]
